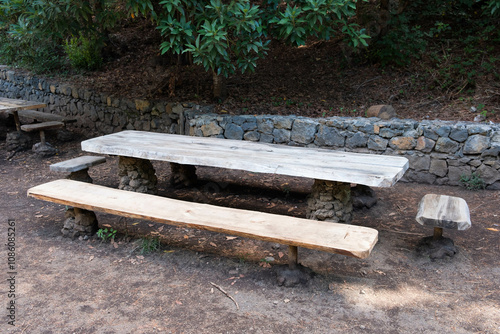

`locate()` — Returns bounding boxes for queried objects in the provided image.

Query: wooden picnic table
[82,130,409,224]
[0,97,47,131]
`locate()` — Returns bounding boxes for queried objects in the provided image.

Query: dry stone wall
[1,67,499,189]
[185,112,500,190]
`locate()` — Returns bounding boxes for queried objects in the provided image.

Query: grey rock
[415,136,436,153]
[429,159,448,177]
[448,165,472,186]
[258,119,274,134]
[274,116,294,129]
[449,128,468,142]
[476,164,500,185]
[225,123,244,140]
[260,133,274,143]
[423,127,439,141]
[291,119,318,144]
[367,136,388,151]
[346,132,368,148]
[315,125,345,147]
[243,131,260,141]
[463,135,490,155]
[435,137,459,154]
[436,126,451,137]
[273,128,291,143]
[410,155,431,172]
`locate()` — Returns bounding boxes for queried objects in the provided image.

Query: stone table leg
[170,162,198,188]
[306,179,353,224]
[118,156,158,194]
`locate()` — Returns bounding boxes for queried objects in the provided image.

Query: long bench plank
[21,121,64,132]
[82,131,409,187]
[28,179,378,259]
[18,109,77,123]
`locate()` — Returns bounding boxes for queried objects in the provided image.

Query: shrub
[64,35,103,71]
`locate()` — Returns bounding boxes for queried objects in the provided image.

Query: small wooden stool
[416,194,471,238]
[50,156,106,183]
[415,194,471,260]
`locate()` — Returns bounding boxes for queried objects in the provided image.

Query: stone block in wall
[273,128,291,143]
[367,135,388,151]
[346,132,368,148]
[379,128,401,138]
[244,131,260,141]
[242,119,257,131]
[415,136,435,153]
[423,127,439,141]
[435,137,459,153]
[60,84,72,96]
[450,128,468,142]
[436,125,451,137]
[468,125,490,135]
[491,131,500,145]
[463,135,490,155]
[448,165,472,185]
[315,125,345,147]
[481,146,500,158]
[476,164,500,185]
[201,121,222,137]
[409,155,431,171]
[260,134,274,143]
[404,170,437,184]
[430,159,448,177]
[274,116,294,129]
[291,119,319,144]
[225,123,244,140]
[258,119,274,134]
[135,99,151,112]
[389,136,416,150]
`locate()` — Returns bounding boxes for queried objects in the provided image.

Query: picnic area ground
[1,130,499,334]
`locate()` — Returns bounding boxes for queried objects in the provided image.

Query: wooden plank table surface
[0,97,47,131]
[81,130,409,188]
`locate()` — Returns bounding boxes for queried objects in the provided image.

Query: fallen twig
[210,282,239,310]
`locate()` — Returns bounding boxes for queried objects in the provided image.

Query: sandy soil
[1,131,499,334]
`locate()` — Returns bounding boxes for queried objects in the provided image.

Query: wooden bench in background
[28,179,379,268]
[18,109,77,124]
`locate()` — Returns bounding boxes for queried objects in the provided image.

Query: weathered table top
[81,130,409,187]
[0,97,47,114]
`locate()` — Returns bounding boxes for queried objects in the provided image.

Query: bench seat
[18,109,77,123]
[21,121,64,132]
[28,179,379,259]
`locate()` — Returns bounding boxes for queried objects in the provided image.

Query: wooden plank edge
[27,186,377,259]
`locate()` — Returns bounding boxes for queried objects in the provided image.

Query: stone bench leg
[61,208,98,238]
[306,179,353,224]
[118,156,158,194]
[67,168,93,183]
[170,162,198,188]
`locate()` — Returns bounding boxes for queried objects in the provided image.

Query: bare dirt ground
[1,129,499,334]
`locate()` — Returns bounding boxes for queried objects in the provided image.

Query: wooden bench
[50,156,106,183]
[21,121,65,146]
[28,179,379,267]
[18,109,77,124]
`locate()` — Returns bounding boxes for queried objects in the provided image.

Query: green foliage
[140,237,160,254]
[158,0,269,77]
[96,227,117,242]
[0,0,121,72]
[266,0,369,48]
[372,0,500,67]
[460,172,486,191]
[64,35,103,71]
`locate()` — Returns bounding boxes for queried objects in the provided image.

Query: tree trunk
[212,71,227,101]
